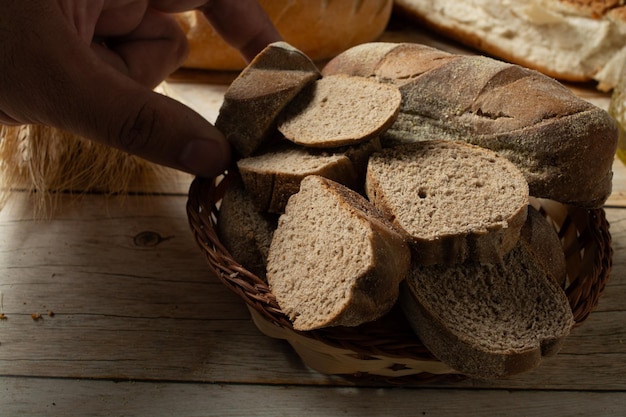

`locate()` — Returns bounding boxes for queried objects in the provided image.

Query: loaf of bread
[322,42,618,208]
[237,139,381,213]
[399,208,575,379]
[175,0,393,71]
[366,140,529,265]
[394,0,626,91]
[266,175,411,331]
[215,42,320,157]
[210,41,605,377]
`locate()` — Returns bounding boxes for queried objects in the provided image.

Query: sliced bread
[399,212,575,379]
[521,203,567,289]
[236,138,381,213]
[217,175,277,280]
[366,140,529,265]
[215,42,320,157]
[277,74,402,148]
[266,175,411,331]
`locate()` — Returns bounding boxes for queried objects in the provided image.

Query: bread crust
[176,0,393,70]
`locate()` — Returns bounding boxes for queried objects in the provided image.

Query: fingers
[92,8,188,88]
[199,0,282,62]
[60,63,231,177]
[0,1,230,177]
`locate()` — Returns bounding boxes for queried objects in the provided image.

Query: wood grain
[3,377,626,417]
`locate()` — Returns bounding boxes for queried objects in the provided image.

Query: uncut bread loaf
[266,175,411,331]
[322,42,618,208]
[215,42,320,157]
[237,138,381,213]
[399,209,575,379]
[366,140,529,265]
[277,74,402,148]
[217,175,277,280]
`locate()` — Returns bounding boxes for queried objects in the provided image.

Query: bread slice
[521,203,567,289]
[237,138,381,213]
[366,140,529,265]
[277,74,402,148]
[267,175,411,331]
[217,175,277,279]
[215,41,320,157]
[399,212,575,379]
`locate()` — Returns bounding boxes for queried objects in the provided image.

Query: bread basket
[186,173,613,383]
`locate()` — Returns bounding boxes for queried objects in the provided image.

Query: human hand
[0,1,281,177]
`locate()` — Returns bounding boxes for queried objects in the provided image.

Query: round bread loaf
[176,0,393,70]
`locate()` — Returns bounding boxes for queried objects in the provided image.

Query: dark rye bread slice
[217,175,277,280]
[267,175,411,331]
[399,208,575,379]
[322,42,618,208]
[215,42,320,157]
[366,140,529,265]
[236,138,381,213]
[277,74,402,148]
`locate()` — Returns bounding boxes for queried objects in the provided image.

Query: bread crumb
[47,311,55,318]
[0,313,7,320]
[31,312,43,321]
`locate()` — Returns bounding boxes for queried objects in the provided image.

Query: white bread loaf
[175,0,393,71]
[266,175,411,331]
[237,139,381,213]
[278,75,402,148]
[366,140,529,265]
[399,207,575,379]
[394,0,626,91]
[322,42,618,208]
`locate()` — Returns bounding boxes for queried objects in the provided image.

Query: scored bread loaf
[216,175,277,280]
[215,42,320,157]
[237,139,381,213]
[278,75,402,148]
[393,0,626,91]
[322,42,618,209]
[267,175,411,331]
[399,208,575,379]
[366,140,529,265]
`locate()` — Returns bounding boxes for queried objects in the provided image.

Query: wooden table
[2,25,626,416]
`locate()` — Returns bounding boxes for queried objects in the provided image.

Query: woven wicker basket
[186,173,613,383]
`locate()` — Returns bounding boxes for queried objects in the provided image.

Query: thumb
[5,6,230,178]
[55,60,231,178]
[66,71,231,178]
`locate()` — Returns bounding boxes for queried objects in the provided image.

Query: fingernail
[179,139,231,177]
